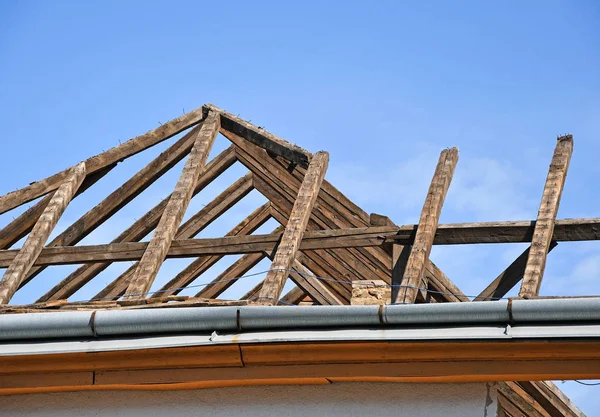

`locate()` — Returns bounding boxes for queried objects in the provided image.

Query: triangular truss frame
[0,103,593,417]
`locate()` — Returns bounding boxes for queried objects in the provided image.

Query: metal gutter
[1,323,600,357]
[0,298,599,341]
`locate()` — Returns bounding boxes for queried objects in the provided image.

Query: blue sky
[1,0,599,413]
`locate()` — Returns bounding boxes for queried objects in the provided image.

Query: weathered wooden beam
[37,147,236,303]
[0,223,595,269]
[0,163,115,250]
[235,135,390,286]
[287,256,344,305]
[195,253,269,299]
[124,111,220,298]
[0,107,206,215]
[255,152,329,305]
[268,203,352,302]
[281,286,308,305]
[0,163,86,304]
[474,242,558,301]
[384,218,600,244]
[394,148,458,304]
[20,125,204,290]
[205,104,312,167]
[94,174,254,301]
[499,382,550,417]
[143,203,272,300]
[520,135,573,298]
[517,381,585,417]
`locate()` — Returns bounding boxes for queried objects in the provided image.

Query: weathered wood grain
[0,163,86,304]
[0,164,115,250]
[195,253,268,299]
[289,255,344,305]
[384,218,600,244]
[0,108,205,215]
[124,111,220,298]
[37,147,236,303]
[205,103,311,167]
[394,148,458,304]
[256,152,329,305]
[142,204,272,300]
[96,173,254,301]
[475,242,558,301]
[520,135,573,298]
[21,125,203,290]
[235,134,390,288]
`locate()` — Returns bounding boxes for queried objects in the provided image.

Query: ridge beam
[205,104,312,167]
[394,148,458,304]
[0,163,86,304]
[520,135,573,298]
[255,152,329,305]
[124,111,220,299]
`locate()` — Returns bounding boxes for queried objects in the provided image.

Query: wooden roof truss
[0,104,592,416]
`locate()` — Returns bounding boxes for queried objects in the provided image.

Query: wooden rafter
[0,108,206,216]
[394,148,458,304]
[520,135,573,298]
[124,111,220,299]
[146,203,272,299]
[195,252,268,299]
[287,255,344,305]
[255,151,329,305]
[0,163,86,304]
[18,125,204,291]
[94,173,254,301]
[474,242,558,301]
[37,147,236,302]
[233,132,392,286]
[0,163,115,250]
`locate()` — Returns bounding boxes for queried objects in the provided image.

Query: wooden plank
[0,164,115,250]
[0,224,589,269]
[474,242,558,301]
[20,125,203,290]
[0,163,86,304]
[142,204,272,300]
[394,148,458,304]
[195,252,268,299]
[93,174,254,301]
[267,202,353,302]
[237,138,390,287]
[385,218,600,244]
[256,152,329,305]
[205,103,311,167]
[287,256,344,305]
[0,107,206,215]
[38,147,236,303]
[124,111,220,298]
[517,381,586,417]
[520,135,573,298]
[281,286,309,305]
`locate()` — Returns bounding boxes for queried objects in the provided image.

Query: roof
[0,104,595,416]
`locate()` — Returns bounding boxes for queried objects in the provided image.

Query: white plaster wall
[0,382,497,417]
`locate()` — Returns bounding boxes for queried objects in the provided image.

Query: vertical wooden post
[124,111,220,298]
[0,163,86,304]
[255,151,329,305]
[394,148,458,304]
[519,135,573,298]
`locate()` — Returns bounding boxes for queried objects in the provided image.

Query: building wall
[0,382,498,417]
